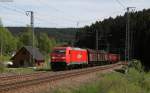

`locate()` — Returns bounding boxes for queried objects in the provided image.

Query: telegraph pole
[125,7,135,62]
[26,11,35,63]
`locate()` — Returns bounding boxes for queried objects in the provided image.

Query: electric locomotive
[50,47,88,70]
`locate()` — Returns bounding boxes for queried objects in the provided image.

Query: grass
[96,70,143,93]
[0,55,11,62]
[0,64,51,74]
[44,60,150,93]
[0,62,5,73]
[49,69,150,93]
[4,68,36,74]
[0,66,51,74]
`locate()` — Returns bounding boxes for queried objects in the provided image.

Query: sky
[0,0,150,28]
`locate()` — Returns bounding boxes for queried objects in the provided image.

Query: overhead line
[36,0,79,22]
[0,5,25,15]
[0,4,58,27]
[115,0,126,9]
[37,0,64,13]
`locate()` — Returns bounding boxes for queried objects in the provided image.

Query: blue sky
[0,0,150,28]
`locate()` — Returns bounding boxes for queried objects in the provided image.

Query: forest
[75,9,150,70]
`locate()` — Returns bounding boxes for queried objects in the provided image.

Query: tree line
[7,27,76,43]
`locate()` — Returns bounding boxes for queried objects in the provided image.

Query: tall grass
[0,55,11,62]
[73,70,149,93]
[0,55,10,73]
[0,62,5,73]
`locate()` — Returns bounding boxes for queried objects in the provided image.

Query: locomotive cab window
[53,49,66,54]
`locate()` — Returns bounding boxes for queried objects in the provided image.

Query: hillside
[7,27,77,42]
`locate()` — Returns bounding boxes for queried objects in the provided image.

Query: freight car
[50,46,120,70]
[87,49,108,66]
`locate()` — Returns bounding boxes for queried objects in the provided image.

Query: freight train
[50,46,120,70]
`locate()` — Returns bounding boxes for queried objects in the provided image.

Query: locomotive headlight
[52,57,56,59]
[61,57,66,59]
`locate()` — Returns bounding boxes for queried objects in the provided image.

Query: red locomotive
[50,46,120,70]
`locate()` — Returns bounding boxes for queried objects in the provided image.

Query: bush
[126,68,144,86]
[129,59,143,72]
[142,72,150,92]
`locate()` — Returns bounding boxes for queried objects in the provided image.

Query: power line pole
[26,11,35,63]
[96,30,99,50]
[76,21,79,39]
[77,21,79,28]
[125,7,135,62]
[26,11,34,47]
[76,21,79,37]
[0,28,3,60]
[74,21,79,46]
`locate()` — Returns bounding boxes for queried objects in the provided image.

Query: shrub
[129,59,143,72]
[125,68,144,86]
[142,72,150,92]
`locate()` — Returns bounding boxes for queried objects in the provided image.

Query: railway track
[0,71,53,85]
[0,62,124,92]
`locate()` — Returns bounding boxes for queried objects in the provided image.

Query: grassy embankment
[48,60,150,93]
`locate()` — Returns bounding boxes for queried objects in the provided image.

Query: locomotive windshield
[53,49,66,54]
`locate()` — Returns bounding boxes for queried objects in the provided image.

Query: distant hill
[7,27,78,42]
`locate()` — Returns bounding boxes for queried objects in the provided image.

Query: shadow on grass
[114,69,126,74]
[35,68,52,71]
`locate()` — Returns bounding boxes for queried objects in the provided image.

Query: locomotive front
[50,47,68,70]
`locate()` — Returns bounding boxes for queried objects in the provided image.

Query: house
[11,46,45,67]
